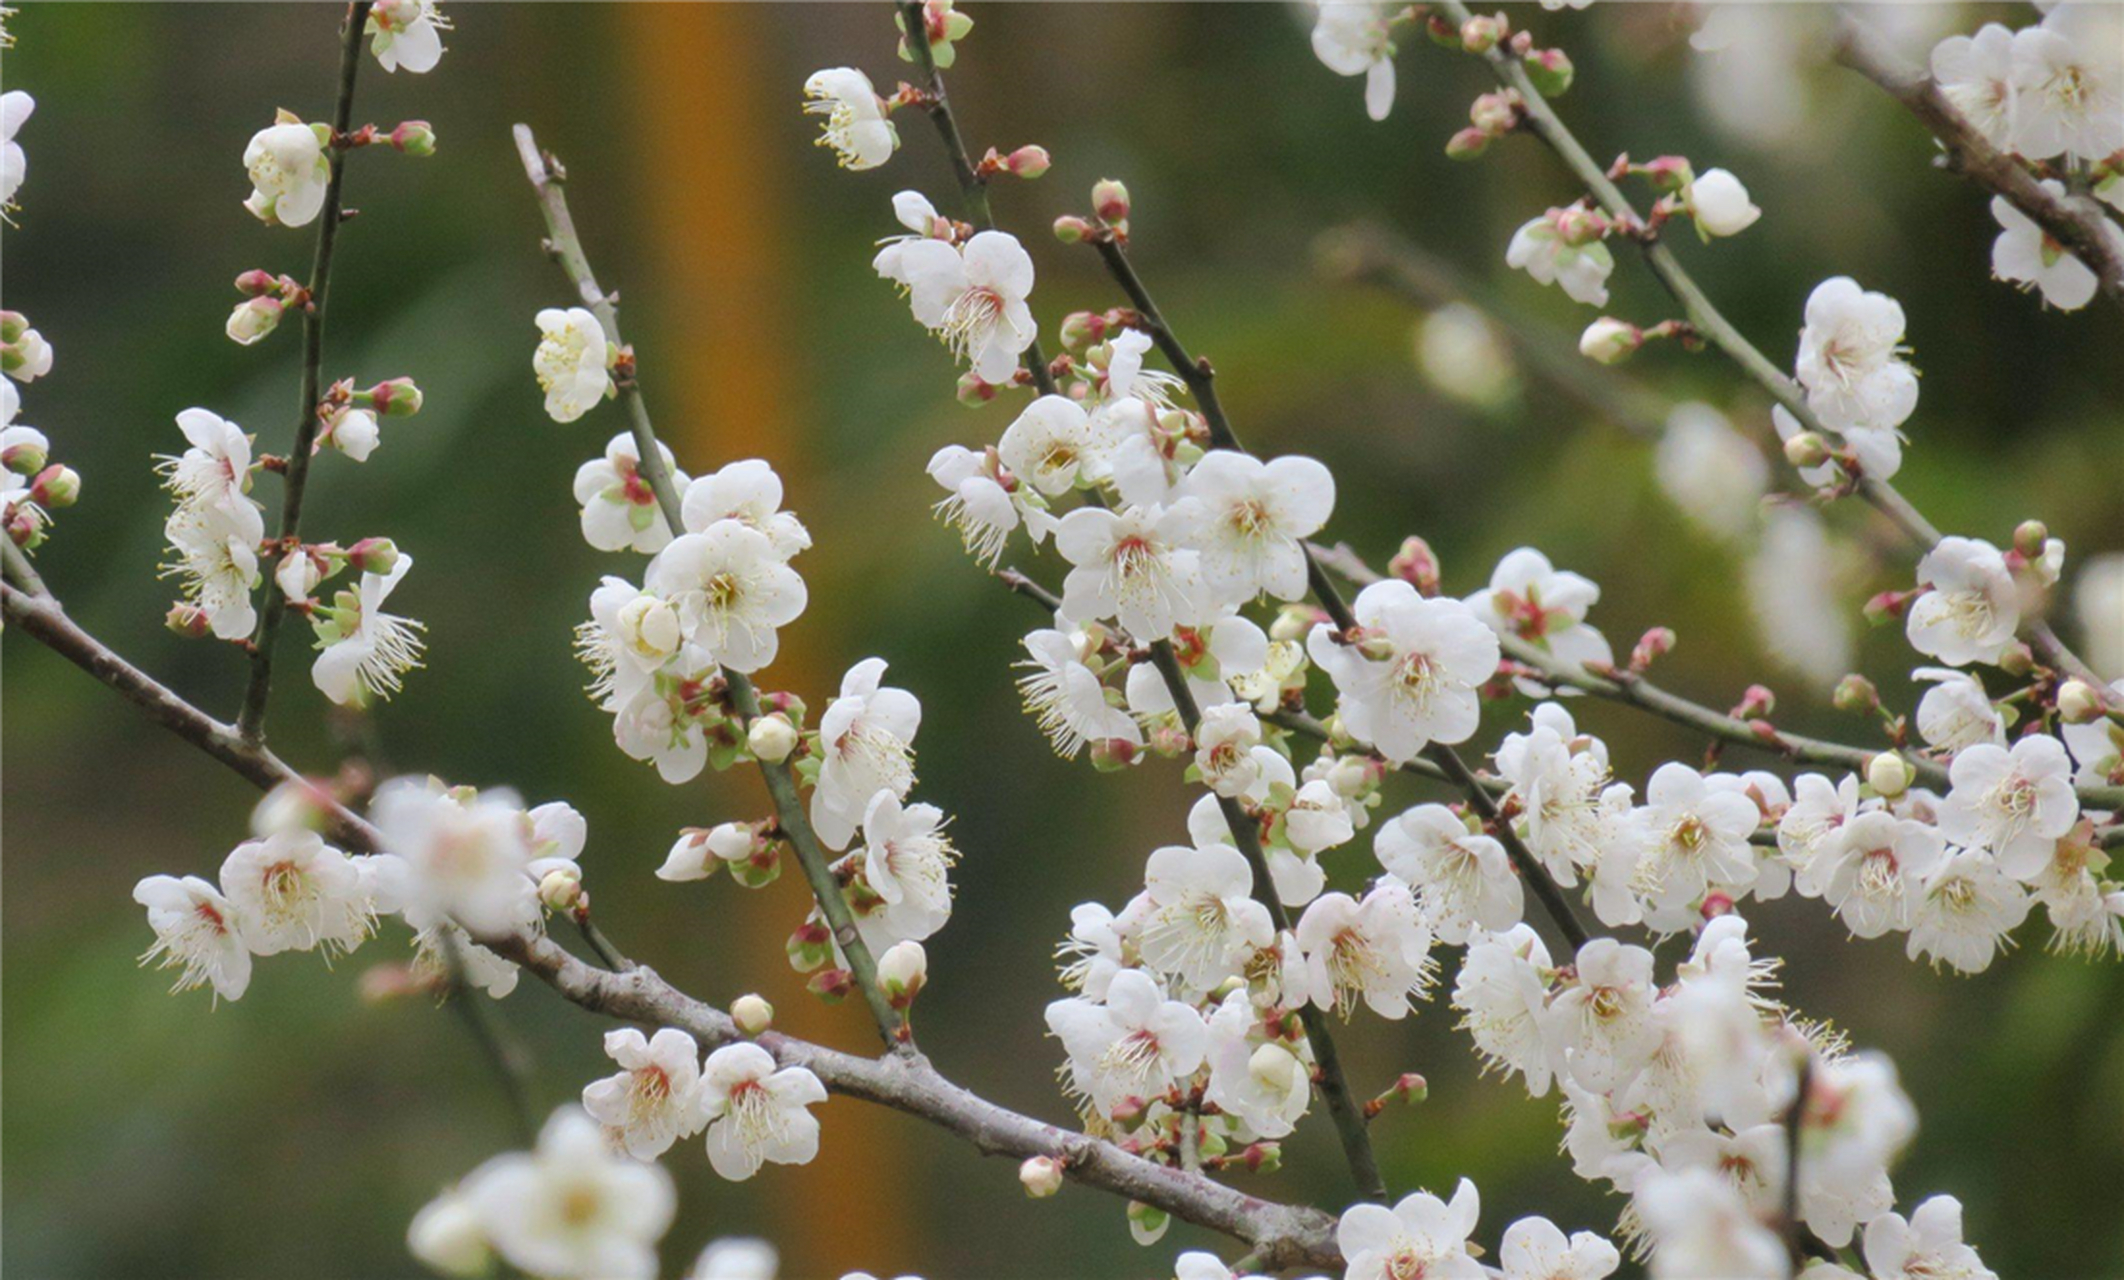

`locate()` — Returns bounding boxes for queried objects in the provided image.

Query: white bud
[707,821,758,863]
[406,1191,490,1278]
[2058,679,2105,725]
[329,407,380,462]
[878,939,928,1004]
[1019,1155,1064,1198]
[1247,1041,1303,1093]
[616,595,682,663]
[656,829,719,882]
[747,712,799,763]
[1579,316,1642,365]
[731,993,774,1036]
[226,296,284,346]
[1689,168,1762,238]
[537,865,582,911]
[1866,752,1915,799]
[275,548,321,602]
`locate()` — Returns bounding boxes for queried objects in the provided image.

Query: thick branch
[1434,0,2104,687]
[514,125,907,1048]
[238,2,375,742]
[1833,12,2124,312]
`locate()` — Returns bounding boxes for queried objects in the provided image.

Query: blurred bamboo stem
[1832,11,2124,313]
[239,2,375,743]
[1434,0,2103,687]
[514,124,909,1050]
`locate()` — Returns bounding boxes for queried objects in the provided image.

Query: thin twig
[238,2,375,742]
[1433,0,2105,687]
[514,125,908,1049]
[441,928,540,1146]
[1833,10,2124,312]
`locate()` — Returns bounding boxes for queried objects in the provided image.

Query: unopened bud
[3,437,47,476]
[1388,535,1441,596]
[1998,642,2035,677]
[226,296,286,346]
[1631,626,1676,670]
[0,310,27,342]
[1005,144,1051,179]
[731,993,774,1036]
[1092,178,1131,226]
[1866,752,1915,799]
[1783,431,1829,470]
[347,536,400,576]
[1579,317,1642,365]
[1051,215,1094,244]
[1469,91,1519,135]
[806,967,855,1002]
[1734,684,1776,719]
[1459,13,1506,53]
[1832,674,1879,715]
[166,602,212,638]
[2058,679,2105,725]
[362,376,424,418]
[1059,310,1107,351]
[877,940,927,1010]
[1524,47,1574,96]
[1863,589,1909,626]
[1269,603,1317,642]
[1126,1200,1170,1247]
[1019,1155,1064,1198]
[234,268,281,298]
[537,866,583,911]
[389,120,437,156]
[1089,735,1140,772]
[786,920,832,972]
[2013,519,2050,560]
[1640,154,1694,194]
[616,595,681,662]
[1148,721,1192,759]
[407,1192,491,1278]
[1445,127,1493,161]
[29,464,78,508]
[747,712,799,763]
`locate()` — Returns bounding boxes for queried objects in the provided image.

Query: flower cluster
[580,1030,828,1182]
[2,314,80,554]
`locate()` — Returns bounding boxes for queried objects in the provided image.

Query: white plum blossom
[1181,451,1336,606]
[2063,679,2124,785]
[1464,547,1612,680]
[873,189,950,285]
[2010,8,2124,162]
[803,67,897,171]
[1633,763,1762,919]
[1374,804,1522,944]
[1909,849,2032,973]
[1936,735,2078,878]
[371,777,539,938]
[218,830,370,957]
[1794,277,1919,435]
[1634,1167,1788,1280]
[699,1043,827,1181]
[1452,924,1562,1096]
[1816,810,1944,939]
[132,874,253,1001]
[1101,328,1183,407]
[1055,500,1207,641]
[811,658,922,850]
[1311,1,1399,123]
[157,408,256,526]
[1773,403,1903,485]
[1045,967,1208,1118]
[1865,1195,1997,1280]
[367,0,448,73]
[1495,704,1614,885]
[1498,1216,1621,1280]
[1296,881,1434,1020]
[1931,23,2018,150]
[1688,168,1761,239]
[455,1107,675,1280]
[242,119,330,227]
[1123,842,1274,993]
[312,554,427,707]
[1193,703,1271,799]
[1991,181,2112,312]
[1506,211,1615,306]
[1797,1052,1915,1246]
[854,789,958,949]
[1306,581,1499,765]
[1913,667,2004,750]
[644,523,807,674]
[1202,992,1310,1139]
[1058,902,1126,1002]
[582,1027,708,1161]
[574,433,686,555]
[1778,772,1865,898]
[1335,1179,1485,1280]
[925,443,1050,567]
[1551,937,1658,1092]
[656,822,756,882]
[534,307,613,424]
[1016,627,1140,758]
[162,504,263,641]
[1655,402,1768,541]
[0,90,31,207]
[1127,612,1272,718]
[681,458,811,561]
[1907,537,2019,667]
[891,230,1037,384]
[689,1240,780,1280]
[998,394,1102,498]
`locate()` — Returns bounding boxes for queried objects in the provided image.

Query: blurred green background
[5,4,2122,1277]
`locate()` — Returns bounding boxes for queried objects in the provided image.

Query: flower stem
[237,1,374,743]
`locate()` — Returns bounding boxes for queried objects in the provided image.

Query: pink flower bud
[1997,642,2035,676]
[347,536,400,576]
[955,370,999,405]
[1783,430,1829,469]
[806,967,855,1002]
[234,268,282,298]
[1051,214,1094,245]
[1639,155,1694,194]
[1388,535,1441,596]
[1091,177,1130,225]
[1553,206,1608,247]
[166,602,212,638]
[1832,674,1879,714]
[1019,1156,1064,1198]
[1445,127,1493,161]
[226,296,285,346]
[389,120,437,157]
[1059,310,1107,351]
[3,438,47,476]
[2013,519,2050,560]
[361,376,424,418]
[29,464,79,508]
[1524,47,1574,96]
[1005,145,1051,179]
[1468,91,1519,135]
[1631,626,1676,671]
[1733,684,1776,719]
[1459,13,1507,53]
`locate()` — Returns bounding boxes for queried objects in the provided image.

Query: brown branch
[1833,11,2124,312]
